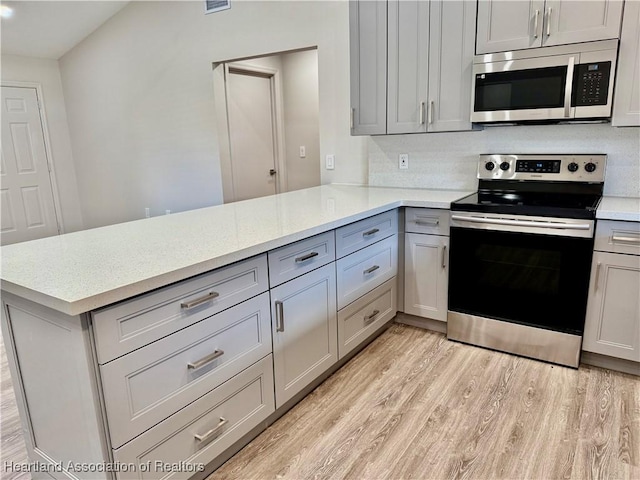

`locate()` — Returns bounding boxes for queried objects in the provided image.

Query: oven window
[448,227,593,334]
[474,66,567,111]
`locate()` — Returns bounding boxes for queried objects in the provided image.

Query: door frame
[213,62,287,203]
[1,81,64,234]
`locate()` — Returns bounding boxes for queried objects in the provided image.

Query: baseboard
[395,312,447,334]
[580,351,640,376]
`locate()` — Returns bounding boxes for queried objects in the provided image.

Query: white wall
[1,55,84,232]
[59,0,365,229]
[281,49,321,191]
[368,124,640,197]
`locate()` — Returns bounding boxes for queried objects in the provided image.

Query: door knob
[269,169,277,176]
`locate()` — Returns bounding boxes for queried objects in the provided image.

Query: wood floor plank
[211,324,640,480]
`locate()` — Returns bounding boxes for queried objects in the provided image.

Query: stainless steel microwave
[471,40,618,123]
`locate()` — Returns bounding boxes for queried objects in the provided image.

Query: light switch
[326,154,335,170]
[299,146,306,158]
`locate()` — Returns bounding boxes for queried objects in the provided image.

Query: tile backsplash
[368,123,640,197]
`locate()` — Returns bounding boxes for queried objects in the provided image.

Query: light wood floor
[1,325,639,480]
[211,324,640,480]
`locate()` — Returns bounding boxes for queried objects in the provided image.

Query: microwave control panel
[574,62,611,106]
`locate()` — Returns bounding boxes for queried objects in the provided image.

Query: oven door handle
[451,215,591,231]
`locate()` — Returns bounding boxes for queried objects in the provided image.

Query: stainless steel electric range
[447,154,606,368]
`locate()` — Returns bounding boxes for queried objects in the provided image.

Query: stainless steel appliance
[447,154,606,368]
[471,40,618,123]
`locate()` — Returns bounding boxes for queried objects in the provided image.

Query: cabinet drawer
[336,235,398,310]
[93,255,268,364]
[335,209,398,259]
[113,355,275,480]
[268,232,335,287]
[101,292,272,448]
[405,208,450,235]
[595,220,640,255]
[338,278,397,359]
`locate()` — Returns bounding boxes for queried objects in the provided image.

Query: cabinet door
[349,0,387,135]
[387,0,429,134]
[612,0,640,127]
[427,0,476,132]
[476,0,544,54]
[404,233,449,322]
[543,0,623,47]
[583,251,640,362]
[271,263,337,408]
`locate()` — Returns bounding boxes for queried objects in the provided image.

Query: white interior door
[1,86,59,245]
[226,68,278,202]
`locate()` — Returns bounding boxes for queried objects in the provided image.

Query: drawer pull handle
[362,228,380,237]
[295,251,319,263]
[364,309,380,323]
[194,417,228,443]
[415,219,439,226]
[187,349,224,370]
[181,291,219,310]
[275,300,285,332]
[363,265,380,275]
[442,245,447,269]
[612,235,640,245]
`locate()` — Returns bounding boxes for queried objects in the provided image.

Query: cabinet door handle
[441,245,447,269]
[594,262,602,291]
[364,309,380,323]
[295,251,319,263]
[419,101,425,125]
[546,7,552,36]
[181,291,219,310]
[187,349,224,370]
[194,417,228,443]
[350,108,355,129]
[363,265,380,275]
[428,100,434,125]
[534,9,540,38]
[612,235,640,245]
[275,300,285,332]
[362,228,380,237]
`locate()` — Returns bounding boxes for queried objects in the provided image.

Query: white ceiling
[1,1,129,59]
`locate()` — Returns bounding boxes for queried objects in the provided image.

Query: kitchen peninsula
[0,184,472,480]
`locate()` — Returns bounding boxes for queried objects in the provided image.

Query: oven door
[471,54,577,123]
[448,214,594,335]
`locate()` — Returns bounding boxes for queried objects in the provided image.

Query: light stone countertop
[0,185,473,316]
[597,196,640,222]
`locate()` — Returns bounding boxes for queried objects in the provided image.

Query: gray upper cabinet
[350,0,476,135]
[476,0,623,54]
[387,0,429,134]
[349,0,387,135]
[612,0,640,127]
[428,0,477,132]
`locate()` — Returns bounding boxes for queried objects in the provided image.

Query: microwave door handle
[564,56,575,118]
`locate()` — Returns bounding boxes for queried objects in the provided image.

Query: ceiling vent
[205,0,231,14]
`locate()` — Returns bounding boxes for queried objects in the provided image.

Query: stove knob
[584,162,597,173]
[567,162,579,172]
[485,162,495,171]
[500,162,510,171]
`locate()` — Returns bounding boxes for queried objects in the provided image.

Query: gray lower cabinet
[270,263,338,408]
[403,208,450,322]
[583,221,640,362]
[476,0,623,54]
[612,0,640,127]
[350,0,476,135]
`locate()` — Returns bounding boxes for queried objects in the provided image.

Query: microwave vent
[205,0,230,14]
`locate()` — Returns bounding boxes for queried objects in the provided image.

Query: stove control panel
[478,154,606,182]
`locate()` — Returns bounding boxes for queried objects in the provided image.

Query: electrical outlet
[145,207,150,218]
[399,154,409,170]
[299,146,306,158]
[326,154,335,170]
